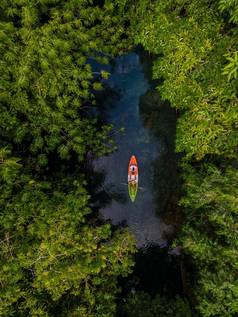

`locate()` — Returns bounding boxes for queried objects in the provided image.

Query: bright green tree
[0,1,136,316]
[0,148,136,316]
[0,0,132,164]
[180,163,238,316]
[132,0,238,160]
[132,0,238,316]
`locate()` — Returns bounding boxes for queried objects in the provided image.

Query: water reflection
[93,52,177,247]
[139,90,178,216]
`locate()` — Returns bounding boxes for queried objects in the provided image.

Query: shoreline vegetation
[132,1,238,316]
[1,1,237,316]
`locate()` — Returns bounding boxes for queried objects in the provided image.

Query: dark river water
[93,52,178,248]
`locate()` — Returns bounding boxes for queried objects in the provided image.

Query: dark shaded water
[93,52,178,248]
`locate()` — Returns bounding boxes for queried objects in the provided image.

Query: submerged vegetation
[1,0,238,316]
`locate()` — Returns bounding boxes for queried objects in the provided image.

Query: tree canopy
[132,0,238,316]
[0,1,136,316]
[2,0,238,316]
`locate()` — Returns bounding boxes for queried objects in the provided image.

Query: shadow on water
[118,244,183,298]
[94,85,122,125]
[93,52,176,246]
[86,48,184,298]
[139,90,179,218]
[85,166,128,212]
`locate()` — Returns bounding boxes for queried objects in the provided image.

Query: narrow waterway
[93,51,178,248]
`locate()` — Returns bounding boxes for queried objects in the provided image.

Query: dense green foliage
[180,163,238,316]
[133,0,238,316]
[0,1,136,316]
[2,0,238,316]
[133,0,238,160]
[119,291,193,317]
[0,149,135,316]
[0,0,132,164]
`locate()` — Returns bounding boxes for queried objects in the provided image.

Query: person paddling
[128,155,139,202]
[128,165,138,184]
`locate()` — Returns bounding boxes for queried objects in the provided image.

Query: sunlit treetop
[0,0,132,165]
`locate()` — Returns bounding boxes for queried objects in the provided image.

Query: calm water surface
[94,52,177,247]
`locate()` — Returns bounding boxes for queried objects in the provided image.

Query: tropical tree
[0,1,136,316]
[132,0,238,315]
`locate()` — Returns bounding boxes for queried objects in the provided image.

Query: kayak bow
[128,155,138,202]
